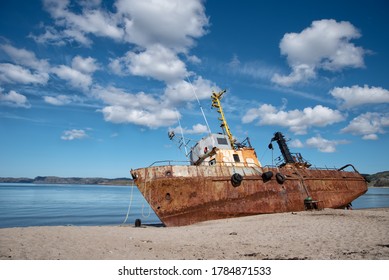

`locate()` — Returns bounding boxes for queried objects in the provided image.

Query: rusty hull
[131,165,367,227]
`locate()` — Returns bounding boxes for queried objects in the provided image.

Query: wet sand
[1,208,388,260]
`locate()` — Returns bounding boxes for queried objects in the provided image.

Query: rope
[121,184,134,225]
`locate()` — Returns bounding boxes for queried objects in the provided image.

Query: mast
[271,132,295,164]
[211,89,235,149]
[270,131,311,168]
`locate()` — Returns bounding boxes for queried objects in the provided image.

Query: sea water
[0,184,388,228]
[0,183,160,228]
[352,187,389,209]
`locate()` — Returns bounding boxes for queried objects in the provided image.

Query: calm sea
[0,184,388,228]
[0,183,160,228]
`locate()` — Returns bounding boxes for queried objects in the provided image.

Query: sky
[0,0,388,178]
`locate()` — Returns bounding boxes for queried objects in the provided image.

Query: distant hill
[1,171,388,187]
[365,171,389,187]
[0,176,133,186]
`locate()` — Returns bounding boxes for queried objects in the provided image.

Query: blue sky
[0,0,388,178]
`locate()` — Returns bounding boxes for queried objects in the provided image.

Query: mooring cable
[121,183,134,225]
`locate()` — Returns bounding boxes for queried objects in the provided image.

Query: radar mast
[211,89,235,149]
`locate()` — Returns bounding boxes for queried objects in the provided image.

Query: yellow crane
[211,89,235,149]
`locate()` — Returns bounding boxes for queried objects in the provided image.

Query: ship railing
[148,159,263,168]
[214,161,262,168]
[263,164,353,171]
[306,165,351,171]
[148,160,353,172]
[148,160,191,167]
[337,164,360,173]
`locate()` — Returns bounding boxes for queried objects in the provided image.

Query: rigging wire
[176,109,188,156]
[259,146,269,164]
[186,75,212,135]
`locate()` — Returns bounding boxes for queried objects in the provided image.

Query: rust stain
[131,165,367,227]
[129,91,367,227]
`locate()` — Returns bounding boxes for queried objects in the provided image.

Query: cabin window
[233,154,240,162]
[217,137,228,145]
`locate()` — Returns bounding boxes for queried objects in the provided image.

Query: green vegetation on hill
[0,176,133,186]
[1,170,388,187]
[365,171,389,187]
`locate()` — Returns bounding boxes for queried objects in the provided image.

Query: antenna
[176,109,188,156]
[186,76,212,135]
[168,109,192,160]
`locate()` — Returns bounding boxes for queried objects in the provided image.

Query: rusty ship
[130,90,368,227]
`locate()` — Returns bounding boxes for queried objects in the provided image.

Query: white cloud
[38,0,123,46]
[271,64,316,86]
[172,123,209,135]
[43,95,72,106]
[108,58,124,76]
[100,105,177,128]
[51,65,92,90]
[242,104,344,134]
[272,19,365,86]
[37,0,211,90]
[0,89,31,108]
[29,0,216,129]
[61,129,88,140]
[289,139,304,148]
[125,44,188,83]
[79,0,102,8]
[109,45,209,85]
[51,56,99,90]
[0,44,50,85]
[116,0,208,51]
[37,0,208,51]
[306,135,349,153]
[92,85,178,128]
[92,75,219,128]
[0,44,49,71]
[330,85,389,108]
[71,56,100,74]
[341,112,389,140]
[29,26,67,46]
[0,63,49,85]
[0,44,50,86]
[63,28,93,46]
[362,134,378,140]
[93,85,159,108]
[186,54,201,64]
[228,55,279,80]
[164,76,220,104]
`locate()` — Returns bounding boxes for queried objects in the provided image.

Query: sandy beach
[1,208,388,260]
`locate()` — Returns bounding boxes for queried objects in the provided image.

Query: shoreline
[1,207,388,230]
[1,182,388,188]
[1,208,388,260]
